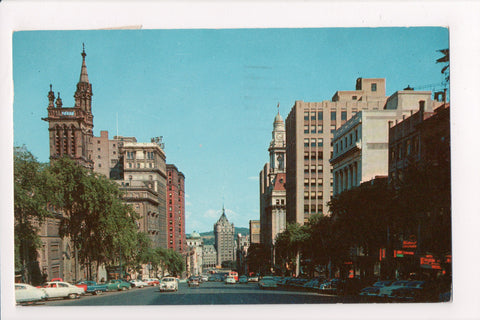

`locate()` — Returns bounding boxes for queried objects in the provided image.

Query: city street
[32,281,344,306]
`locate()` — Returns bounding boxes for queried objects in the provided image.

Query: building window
[331,111,336,121]
[311,126,316,134]
[318,191,323,199]
[310,178,316,185]
[304,192,309,199]
[318,178,323,185]
[318,125,323,133]
[310,164,316,172]
[318,138,323,147]
[304,165,309,173]
[318,165,323,172]
[304,125,309,134]
[318,111,323,121]
[352,96,357,100]
[304,152,309,160]
[97,147,101,151]
[304,138,309,147]
[304,179,309,186]
[331,125,336,133]
[311,139,316,147]
[304,112,309,121]
[371,83,377,92]
[341,111,347,121]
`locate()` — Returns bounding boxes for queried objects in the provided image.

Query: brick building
[166,164,186,253]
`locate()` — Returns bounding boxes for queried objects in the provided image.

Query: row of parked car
[259,276,448,302]
[15,277,166,304]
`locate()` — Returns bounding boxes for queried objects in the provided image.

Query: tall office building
[167,164,186,253]
[285,78,389,225]
[249,220,260,244]
[259,111,287,255]
[214,207,236,266]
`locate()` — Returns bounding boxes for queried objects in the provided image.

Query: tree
[14,146,57,284]
[49,156,140,281]
[246,243,270,275]
[436,48,449,83]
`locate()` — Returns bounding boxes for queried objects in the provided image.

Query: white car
[15,283,47,304]
[41,281,84,299]
[130,279,148,288]
[159,277,178,292]
[225,276,236,284]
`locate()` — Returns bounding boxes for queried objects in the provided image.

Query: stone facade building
[214,207,236,266]
[202,245,217,269]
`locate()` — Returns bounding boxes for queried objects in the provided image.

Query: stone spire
[74,44,93,112]
[79,43,89,83]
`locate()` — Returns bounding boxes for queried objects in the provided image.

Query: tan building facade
[285,78,388,225]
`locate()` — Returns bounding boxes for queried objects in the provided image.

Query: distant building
[186,231,203,276]
[202,245,218,269]
[236,234,250,274]
[249,220,260,244]
[166,164,186,253]
[214,207,236,266]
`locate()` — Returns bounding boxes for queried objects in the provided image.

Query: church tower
[42,45,94,169]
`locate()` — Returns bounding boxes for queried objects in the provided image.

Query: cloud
[186,201,192,207]
[248,176,259,181]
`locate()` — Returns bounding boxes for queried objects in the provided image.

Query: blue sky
[13,28,449,234]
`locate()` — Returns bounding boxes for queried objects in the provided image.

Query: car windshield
[163,278,174,282]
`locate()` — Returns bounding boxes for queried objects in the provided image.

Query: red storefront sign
[402,240,417,249]
[420,255,441,270]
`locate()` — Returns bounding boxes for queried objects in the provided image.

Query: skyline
[13,28,449,234]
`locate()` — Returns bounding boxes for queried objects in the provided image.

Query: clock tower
[268,111,286,179]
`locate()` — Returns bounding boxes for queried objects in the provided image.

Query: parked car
[247,275,259,282]
[159,277,178,292]
[76,280,108,295]
[74,282,88,293]
[188,276,200,287]
[130,279,148,288]
[15,283,48,304]
[106,279,131,291]
[378,280,411,298]
[319,279,344,294]
[239,276,248,284]
[359,286,381,297]
[258,276,277,289]
[144,278,160,286]
[225,276,236,284]
[208,276,217,282]
[200,274,209,282]
[41,281,84,300]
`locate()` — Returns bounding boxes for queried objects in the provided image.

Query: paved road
[37,281,343,306]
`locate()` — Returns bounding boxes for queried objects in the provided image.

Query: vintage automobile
[41,281,84,299]
[106,279,132,291]
[15,283,48,304]
[159,277,178,292]
[144,278,160,286]
[225,276,236,284]
[187,276,200,287]
[258,276,277,289]
[130,279,148,288]
[239,276,248,284]
[76,280,108,295]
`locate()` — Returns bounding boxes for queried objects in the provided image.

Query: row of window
[127,162,155,169]
[303,138,324,147]
[304,151,325,160]
[303,205,324,213]
[303,111,349,121]
[334,128,360,154]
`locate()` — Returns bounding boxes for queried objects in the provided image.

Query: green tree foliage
[49,156,140,280]
[14,146,57,284]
